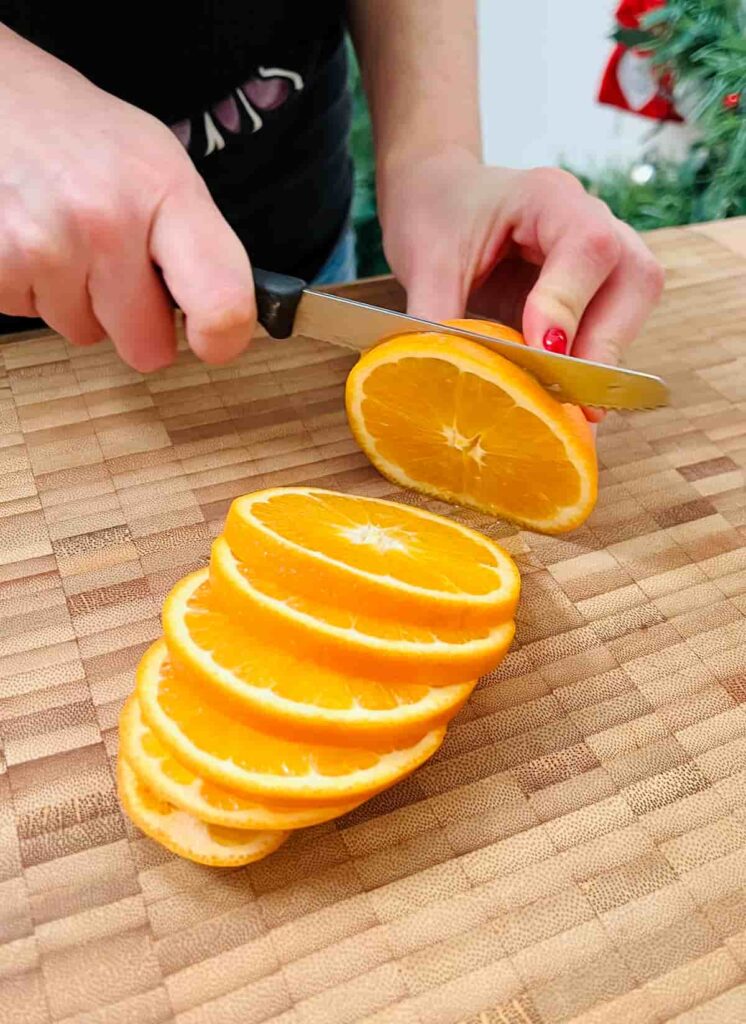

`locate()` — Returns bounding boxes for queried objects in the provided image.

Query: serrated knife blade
[252,269,669,411]
[294,290,669,410]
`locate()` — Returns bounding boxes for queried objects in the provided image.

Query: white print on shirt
[170,66,305,157]
[203,112,226,154]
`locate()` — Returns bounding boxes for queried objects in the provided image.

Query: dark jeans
[0,312,45,335]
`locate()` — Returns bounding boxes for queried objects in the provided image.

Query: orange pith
[163,569,476,743]
[117,757,288,867]
[137,639,447,806]
[345,321,597,534]
[223,488,520,627]
[120,696,361,829]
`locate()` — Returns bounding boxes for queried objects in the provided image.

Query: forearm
[0,21,57,70]
[347,0,482,180]
[0,21,85,99]
[0,22,44,79]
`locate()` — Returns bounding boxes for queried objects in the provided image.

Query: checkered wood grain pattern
[1,222,745,1024]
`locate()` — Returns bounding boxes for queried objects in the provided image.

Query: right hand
[0,28,256,371]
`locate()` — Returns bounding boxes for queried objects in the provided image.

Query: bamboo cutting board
[1,221,745,1024]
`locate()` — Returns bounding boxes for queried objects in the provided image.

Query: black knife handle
[253,268,307,339]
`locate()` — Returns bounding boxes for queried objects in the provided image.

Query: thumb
[150,183,256,364]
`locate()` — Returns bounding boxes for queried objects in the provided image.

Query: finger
[35,289,105,347]
[0,238,38,318]
[573,230,664,425]
[583,405,606,426]
[1,223,104,344]
[522,217,622,352]
[150,184,256,364]
[572,227,665,366]
[403,244,466,323]
[33,266,105,347]
[88,250,177,373]
[0,286,36,318]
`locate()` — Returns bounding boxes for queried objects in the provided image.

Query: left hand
[378,148,665,421]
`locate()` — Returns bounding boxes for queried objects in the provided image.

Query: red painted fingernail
[543,328,568,354]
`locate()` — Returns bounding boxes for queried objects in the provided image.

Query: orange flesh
[143,649,433,780]
[208,826,265,849]
[358,356,585,523]
[139,719,265,814]
[209,539,516,685]
[135,773,174,817]
[122,696,360,826]
[231,557,495,644]
[131,776,263,851]
[180,578,457,710]
[243,490,507,596]
[346,319,597,533]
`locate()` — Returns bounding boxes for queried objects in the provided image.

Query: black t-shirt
[0,3,352,282]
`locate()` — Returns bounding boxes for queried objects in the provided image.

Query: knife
[253,268,669,411]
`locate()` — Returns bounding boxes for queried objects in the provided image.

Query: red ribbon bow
[598,0,682,122]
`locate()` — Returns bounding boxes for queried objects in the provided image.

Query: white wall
[477,0,687,172]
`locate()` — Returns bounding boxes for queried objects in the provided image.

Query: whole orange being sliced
[209,536,516,685]
[137,639,446,805]
[222,487,520,629]
[345,320,597,534]
[164,569,476,743]
[120,696,361,829]
[117,758,288,867]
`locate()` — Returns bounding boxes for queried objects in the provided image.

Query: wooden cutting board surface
[1,221,745,1024]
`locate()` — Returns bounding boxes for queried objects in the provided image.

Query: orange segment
[163,569,476,743]
[223,487,520,628]
[117,758,288,867]
[345,327,597,534]
[209,536,516,685]
[119,695,360,829]
[137,639,446,804]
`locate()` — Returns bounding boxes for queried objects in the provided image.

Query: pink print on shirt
[170,66,304,157]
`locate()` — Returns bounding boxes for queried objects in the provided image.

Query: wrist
[376,144,482,228]
[377,140,481,184]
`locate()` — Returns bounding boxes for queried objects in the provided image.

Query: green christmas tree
[578,0,746,229]
[348,46,388,278]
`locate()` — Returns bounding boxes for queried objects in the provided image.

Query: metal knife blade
[291,289,669,411]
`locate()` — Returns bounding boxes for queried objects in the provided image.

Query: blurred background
[351,0,746,276]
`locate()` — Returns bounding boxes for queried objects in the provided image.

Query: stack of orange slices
[117,487,520,866]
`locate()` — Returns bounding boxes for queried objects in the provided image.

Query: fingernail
[543,328,568,355]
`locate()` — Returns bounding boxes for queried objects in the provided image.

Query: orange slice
[117,758,287,867]
[163,569,476,743]
[209,536,516,685]
[345,322,597,534]
[223,487,520,628]
[120,695,360,829]
[137,639,446,804]
[445,318,527,346]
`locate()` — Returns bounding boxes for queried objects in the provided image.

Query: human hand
[379,148,665,421]
[0,27,256,371]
